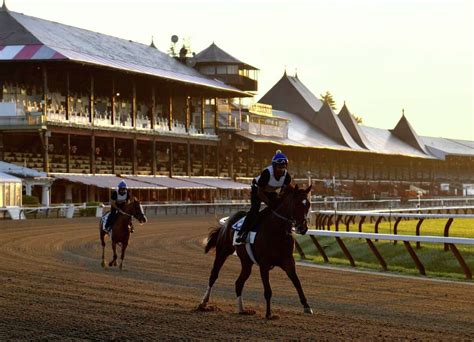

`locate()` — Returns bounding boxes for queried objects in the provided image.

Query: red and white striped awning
[0,44,66,60]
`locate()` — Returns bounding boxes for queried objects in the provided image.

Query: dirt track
[0,216,473,340]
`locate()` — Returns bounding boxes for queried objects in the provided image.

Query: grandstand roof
[0,8,247,96]
[259,73,323,123]
[421,136,474,159]
[338,103,374,150]
[256,72,468,159]
[239,109,433,158]
[194,42,258,70]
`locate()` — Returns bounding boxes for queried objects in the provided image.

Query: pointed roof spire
[391,112,428,154]
[338,102,372,150]
[284,66,287,76]
[313,102,363,148]
[149,36,157,49]
[1,0,9,12]
[194,42,258,69]
[294,68,298,78]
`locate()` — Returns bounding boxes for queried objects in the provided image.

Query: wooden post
[112,137,116,174]
[90,134,95,174]
[132,136,137,174]
[201,97,205,133]
[187,142,191,176]
[42,131,50,173]
[132,80,137,128]
[168,142,173,177]
[89,74,94,124]
[65,71,70,121]
[151,138,156,175]
[42,64,48,118]
[185,96,190,132]
[151,86,156,130]
[168,95,173,131]
[214,97,218,132]
[66,134,70,173]
[111,79,116,126]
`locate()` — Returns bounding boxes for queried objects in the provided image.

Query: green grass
[295,218,474,281]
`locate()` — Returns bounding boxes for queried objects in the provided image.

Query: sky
[7,0,474,140]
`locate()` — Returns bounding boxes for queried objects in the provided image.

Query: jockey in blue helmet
[105,180,133,233]
[236,149,291,243]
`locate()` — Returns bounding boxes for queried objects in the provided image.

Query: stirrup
[236,231,248,243]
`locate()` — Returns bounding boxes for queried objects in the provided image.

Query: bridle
[117,201,145,222]
[271,190,309,234]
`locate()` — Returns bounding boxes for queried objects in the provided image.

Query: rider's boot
[236,230,249,243]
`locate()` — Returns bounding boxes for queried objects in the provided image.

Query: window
[216,65,227,74]
[227,65,238,74]
[199,66,215,75]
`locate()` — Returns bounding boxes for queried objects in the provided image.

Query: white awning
[51,173,165,190]
[175,177,249,190]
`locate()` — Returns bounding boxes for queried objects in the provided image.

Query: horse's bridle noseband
[271,192,308,233]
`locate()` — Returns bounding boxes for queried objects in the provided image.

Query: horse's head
[281,184,312,235]
[131,197,147,224]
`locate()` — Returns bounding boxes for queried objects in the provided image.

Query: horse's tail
[204,211,246,254]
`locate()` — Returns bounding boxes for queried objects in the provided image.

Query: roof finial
[284,66,287,76]
[402,108,405,117]
[1,0,8,11]
[150,35,157,49]
[294,68,298,78]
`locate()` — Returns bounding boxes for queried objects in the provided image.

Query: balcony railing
[240,121,288,138]
[214,74,258,91]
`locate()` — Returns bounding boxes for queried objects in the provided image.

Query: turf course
[296,218,474,280]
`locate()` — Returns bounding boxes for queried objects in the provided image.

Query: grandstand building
[0,3,472,204]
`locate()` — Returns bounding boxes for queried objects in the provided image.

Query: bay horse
[99,197,147,270]
[198,184,313,319]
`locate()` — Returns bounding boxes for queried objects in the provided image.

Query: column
[89,74,94,124]
[41,185,50,206]
[65,184,73,203]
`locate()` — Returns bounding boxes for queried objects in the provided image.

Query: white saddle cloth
[101,212,111,232]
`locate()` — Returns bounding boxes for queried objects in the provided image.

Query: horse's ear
[305,185,312,194]
[294,184,299,191]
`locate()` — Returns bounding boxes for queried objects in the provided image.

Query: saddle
[232,209,271,246]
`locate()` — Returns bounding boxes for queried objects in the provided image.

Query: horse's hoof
[239,309,256,315]
[265,314,280,320]
[304,307,314,315]
[195,303,219,312]
[101,261,107,269]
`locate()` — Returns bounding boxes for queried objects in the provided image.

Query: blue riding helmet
[272,150,288,165]
[118,180,127,189]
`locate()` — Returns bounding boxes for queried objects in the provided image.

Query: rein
[271,194,296,226]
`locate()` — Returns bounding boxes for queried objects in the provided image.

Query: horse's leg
[100,231,107,269]
[260,266,278,319]
[235,257,255,315]
[281,259,313,314]
[119,242,128,271]
[198,251,230,310]
[109,241,118,267]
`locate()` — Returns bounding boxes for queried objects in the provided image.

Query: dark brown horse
[199,184,313,319]
[99,197,147,270]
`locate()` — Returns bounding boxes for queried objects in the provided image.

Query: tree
[320,91,337,111]
[352,114,363,124]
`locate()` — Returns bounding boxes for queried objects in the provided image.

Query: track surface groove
[0,216,473,340]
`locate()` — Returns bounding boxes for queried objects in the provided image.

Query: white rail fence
[299,229,474,279]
